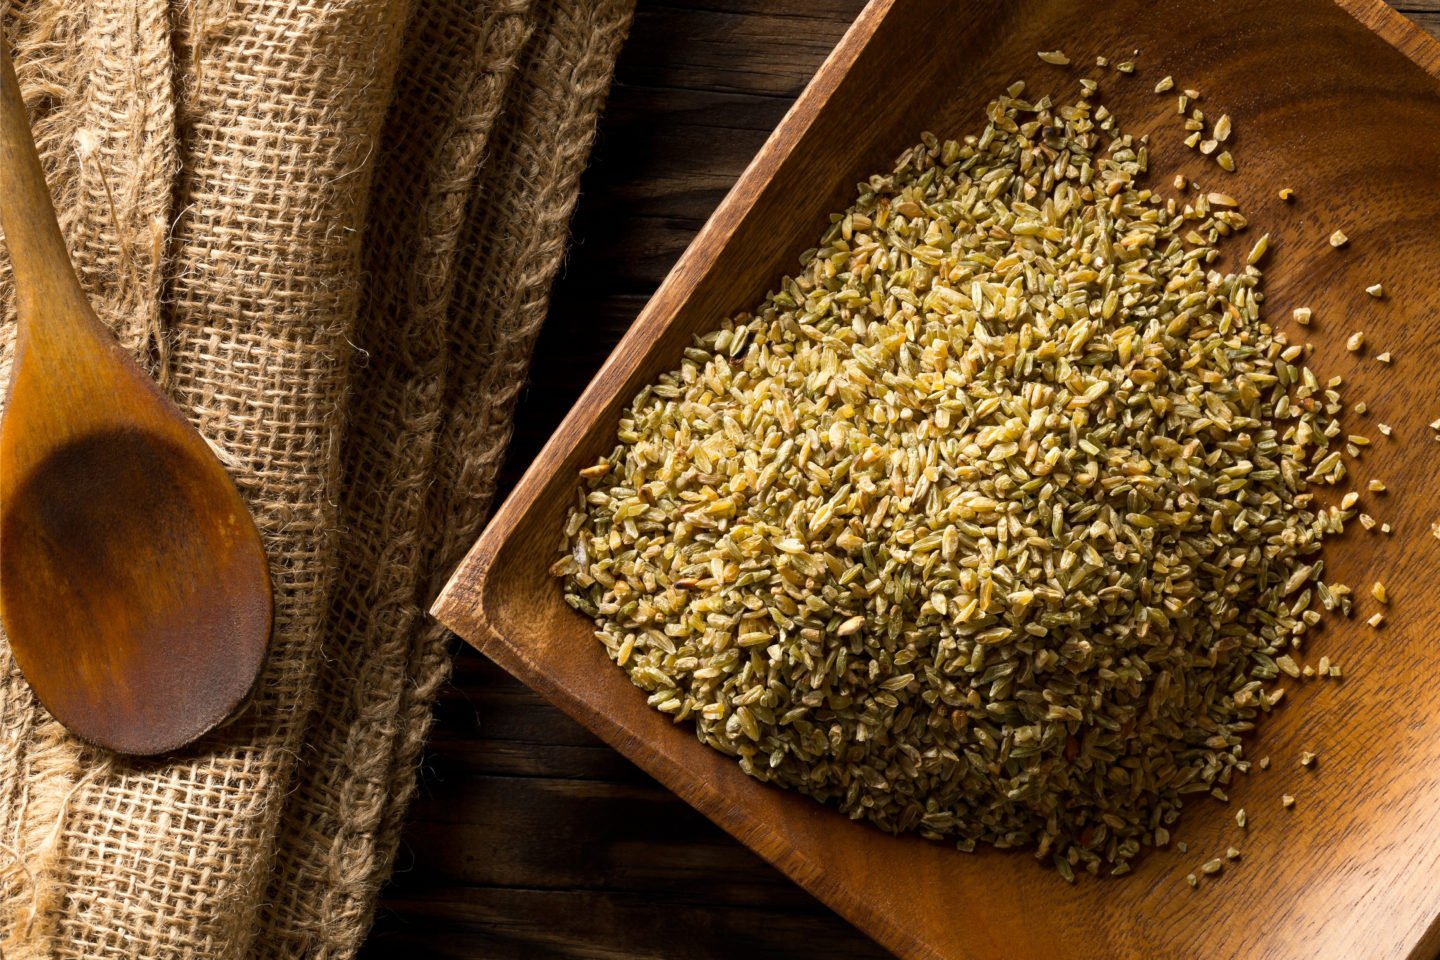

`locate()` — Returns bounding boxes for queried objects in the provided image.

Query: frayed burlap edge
[255,0,635,954]
[382,0,639,879]
[250,0,538,953]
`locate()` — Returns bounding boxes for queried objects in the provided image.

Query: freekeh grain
[559,82,1350,878]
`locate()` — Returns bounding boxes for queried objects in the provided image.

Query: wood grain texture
[0,43,271,756]
[1391,1,1440,47]
[374,3,1440,957]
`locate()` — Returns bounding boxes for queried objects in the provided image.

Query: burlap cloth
[0,0,634,955]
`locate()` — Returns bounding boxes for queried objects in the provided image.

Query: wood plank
[1408,11,1440,33]
[423,737,637,781]
[650,0,863,20]
[367,889,884,960]
[623,6,853,96]
[1394,0,1440,33]
[401,778,819,904]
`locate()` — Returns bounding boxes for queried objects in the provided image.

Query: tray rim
[433,3,1440,957]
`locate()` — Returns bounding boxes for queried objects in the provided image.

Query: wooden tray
[434,2,1440,956]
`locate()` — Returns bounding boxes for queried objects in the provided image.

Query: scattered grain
[1247,233,1270,264]
[1329,229,1349,248]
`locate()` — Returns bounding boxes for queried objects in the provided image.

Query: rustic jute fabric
[0,0,634,955]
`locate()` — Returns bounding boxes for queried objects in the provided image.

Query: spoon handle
[0,43,88,320]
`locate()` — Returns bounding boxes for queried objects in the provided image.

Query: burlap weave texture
[0,0,633,956]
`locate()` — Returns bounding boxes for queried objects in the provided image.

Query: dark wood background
[362,2,1440,957]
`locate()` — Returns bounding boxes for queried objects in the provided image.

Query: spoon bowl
[0,43,271,755]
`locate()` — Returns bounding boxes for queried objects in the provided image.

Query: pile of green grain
[555,81,1351,878]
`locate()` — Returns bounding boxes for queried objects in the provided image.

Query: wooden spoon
[0,44,272,755]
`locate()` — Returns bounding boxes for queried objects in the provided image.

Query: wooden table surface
[362,2,1440,957]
